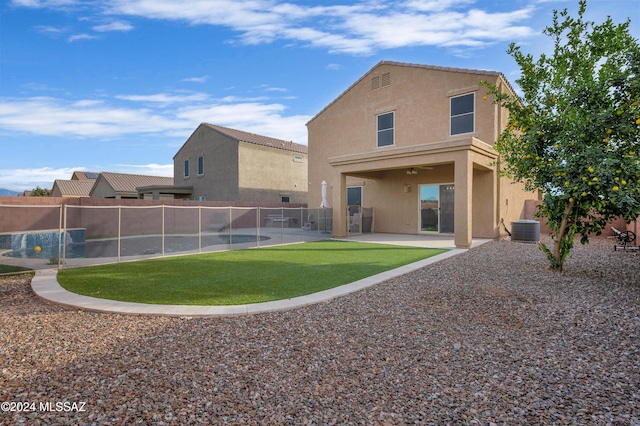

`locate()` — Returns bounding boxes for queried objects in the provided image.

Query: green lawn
[57,240,446,305]
[0,264,33,275]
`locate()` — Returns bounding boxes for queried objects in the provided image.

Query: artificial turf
[57,240,446,305]
[0,264,33,275]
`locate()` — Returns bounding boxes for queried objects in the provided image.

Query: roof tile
[53,180,94,196]
[100,172,174,193]
[202,123,308,154]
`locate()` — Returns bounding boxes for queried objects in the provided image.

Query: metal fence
[0,204,333,268]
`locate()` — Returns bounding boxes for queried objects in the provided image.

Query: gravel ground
[1,236,639,425]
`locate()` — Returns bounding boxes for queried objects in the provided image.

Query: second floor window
[198,156,204,175]
[377,112,394,147]
[184,160,190,178]
[451,93,474,135]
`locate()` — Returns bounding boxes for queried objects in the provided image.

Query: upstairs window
[184,159,190,178]
[377,112,394,147]
[197,156,204,175]
[451,93,474,135]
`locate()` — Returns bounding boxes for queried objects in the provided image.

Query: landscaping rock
[1,236,639,425]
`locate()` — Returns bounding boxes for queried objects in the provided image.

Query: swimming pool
[2,234,270,259]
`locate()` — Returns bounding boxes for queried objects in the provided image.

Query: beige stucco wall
[90,178,117,199]
[238,142,308,204]
[173,125,240,201]
[308,62,537,247]
[174,124,308,203]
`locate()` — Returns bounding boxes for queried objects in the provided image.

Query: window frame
[197,155,204,176]
[450,92,475,136]
[183,159,190,178]
[376,111,395,148]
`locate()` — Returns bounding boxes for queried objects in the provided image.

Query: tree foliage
[484,0,640,271]
[30,186,51,197]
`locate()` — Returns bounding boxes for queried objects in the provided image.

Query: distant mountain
[0,188,20,196]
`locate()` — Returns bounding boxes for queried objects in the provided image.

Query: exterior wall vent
[511,220,540,242]
[381,72,391,87]
[371,76,380,90]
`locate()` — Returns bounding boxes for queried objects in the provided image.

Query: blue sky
[1,0,638,192]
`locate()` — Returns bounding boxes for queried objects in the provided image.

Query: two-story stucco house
[173,123,308,203]
[307,61,538,248]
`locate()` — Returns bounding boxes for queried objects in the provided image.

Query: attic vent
[371,76,380,90]
[293,155,303,163]
[381,72,391,87]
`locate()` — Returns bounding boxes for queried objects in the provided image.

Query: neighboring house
[173,123,308,203]
[51,180,94,198]
[89,172,174,199]
[71,171,100,181]
[307,60,538,248]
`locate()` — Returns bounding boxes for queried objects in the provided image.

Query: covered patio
[329,137,499,249]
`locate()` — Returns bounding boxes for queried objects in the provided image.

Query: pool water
[2,234,269,259]
[1,245,83,259]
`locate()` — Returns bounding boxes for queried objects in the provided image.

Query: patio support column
[334,173,347,238]
[454,152,473,249]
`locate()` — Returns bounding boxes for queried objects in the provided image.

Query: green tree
[31,186,51,197]
[484,0,640,271]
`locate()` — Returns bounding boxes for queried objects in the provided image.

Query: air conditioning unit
[511,220,540,242]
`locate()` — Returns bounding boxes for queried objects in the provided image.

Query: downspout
[495,78,504,236]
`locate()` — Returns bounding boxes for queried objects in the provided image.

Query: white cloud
[103,0,537,55]
[35,25,68,34]
[10,0,78,7]
[218,95,269,103]
[0,167,81,192]
[113,163,174,177]
[0,94,311,144]
[115,92,211,104]
[404,0,475,12]
[13,0,541,55]
[92,21,134,32]
[182,76,209,83]
[68,33,99,42]
[255,84,288,93]
[176,102,310,144]
[0,97,187,137]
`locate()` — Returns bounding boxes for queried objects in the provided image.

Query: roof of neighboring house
[71,171,100,180]
[93,172,174,196]
[306,60,516,125]
[202,123,308,154]
[52,180,94,197]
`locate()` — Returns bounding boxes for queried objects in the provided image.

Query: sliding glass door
[419,184,454,233]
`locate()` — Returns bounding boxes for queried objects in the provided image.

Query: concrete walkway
[30,235,491,317]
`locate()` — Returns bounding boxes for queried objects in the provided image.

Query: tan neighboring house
[71,171,100,180]
[173,123,308,203]
[89,172,174,199]
[51,180,94,198]
[307,60,539,248]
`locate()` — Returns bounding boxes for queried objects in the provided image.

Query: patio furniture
[265,215,290,228]
[611,227,637,251]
